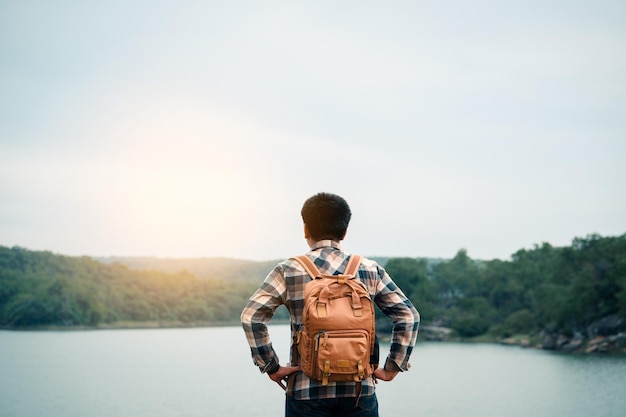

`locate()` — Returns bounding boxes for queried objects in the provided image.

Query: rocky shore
[419,314,626,354]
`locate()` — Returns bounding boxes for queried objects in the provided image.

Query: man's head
[301,192,352,242]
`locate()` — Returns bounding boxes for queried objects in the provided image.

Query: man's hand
[373,367,399,382]
[268,365,301,390]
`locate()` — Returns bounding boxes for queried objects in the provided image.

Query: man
[241,192,419,417]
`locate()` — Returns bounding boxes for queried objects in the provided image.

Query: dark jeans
[285,394,379,417]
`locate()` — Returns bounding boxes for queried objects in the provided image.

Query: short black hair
[301,192,352,241]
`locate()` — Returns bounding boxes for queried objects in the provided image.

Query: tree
[384,257,435,319]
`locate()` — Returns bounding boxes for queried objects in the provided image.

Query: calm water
[1,325,625,417]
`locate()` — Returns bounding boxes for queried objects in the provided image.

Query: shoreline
[0,319,292,332]
[418,325,626,355]
[3,321,625,355]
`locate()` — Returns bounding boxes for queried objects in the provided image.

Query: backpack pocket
[315,330,372,384]
[297,329,316,378]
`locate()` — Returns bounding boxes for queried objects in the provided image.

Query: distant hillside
[95,256,411,283]
[0,246,266,328]
[97,256,281,284]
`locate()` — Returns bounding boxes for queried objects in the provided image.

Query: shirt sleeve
[240,265,287,374]
[373,265,420,372]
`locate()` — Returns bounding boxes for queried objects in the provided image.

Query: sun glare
[94,100,267,257]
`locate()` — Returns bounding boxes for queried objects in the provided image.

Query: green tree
[384,257,435,319]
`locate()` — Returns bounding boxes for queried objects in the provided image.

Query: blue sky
[1,0,625,261]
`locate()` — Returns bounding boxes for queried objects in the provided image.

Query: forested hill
[95,256,394,281]
[0,247,268,327]
[1,234,625,353]
[383,233,626,352]
[96,256,281,283]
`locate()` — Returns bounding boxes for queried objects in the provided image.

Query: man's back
[241,192,419,417]
[241,240,419,400]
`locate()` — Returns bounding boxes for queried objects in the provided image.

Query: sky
[1,0,625,262]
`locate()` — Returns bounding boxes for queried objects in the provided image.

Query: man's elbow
[241,307,252,327]
[413,307,420,325]
[405,305,420,331]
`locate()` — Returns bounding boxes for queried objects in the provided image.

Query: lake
[1,325,625,417]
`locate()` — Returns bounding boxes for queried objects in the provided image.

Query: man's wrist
[383,359,402,372]
[266,362,280,375]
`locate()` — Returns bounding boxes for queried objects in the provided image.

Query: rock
[541,333,557,350]
[556,334,570,349]
[499,337,532,348]
[420,325,452,341]
[541,331,571,350]
[587,315,626,339]
[607,332,626,347]
[585,336,609,353]
[562,339,584,352]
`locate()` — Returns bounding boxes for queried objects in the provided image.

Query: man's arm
[240,265,287,375]
[373,266,420,375]
[373,367,400,381]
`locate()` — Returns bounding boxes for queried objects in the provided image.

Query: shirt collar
[310,240,342,251]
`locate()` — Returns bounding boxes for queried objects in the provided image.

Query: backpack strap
[292,254,362,280]
[292,255,321,279]
[344,255,362,277]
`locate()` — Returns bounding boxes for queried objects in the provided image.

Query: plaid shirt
[241,240,420,400]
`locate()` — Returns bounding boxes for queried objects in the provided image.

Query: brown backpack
[292,254,376,385]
